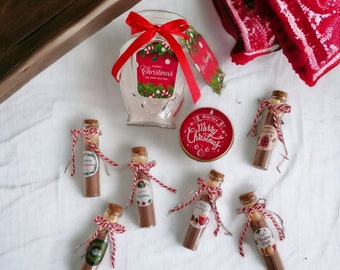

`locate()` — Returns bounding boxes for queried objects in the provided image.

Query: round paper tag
[179,107,233,161]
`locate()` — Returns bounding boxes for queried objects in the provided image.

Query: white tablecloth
[1,1,339,269]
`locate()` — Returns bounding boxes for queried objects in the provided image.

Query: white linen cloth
[0,0,339,269]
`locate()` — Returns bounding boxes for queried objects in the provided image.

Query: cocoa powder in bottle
[131,146,156,227]
[83,119,100,197]
[81,203,123,270]
[182,169,224,250]
[253,90,288,170]
[239,192,284,270]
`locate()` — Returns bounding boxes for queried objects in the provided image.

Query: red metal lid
[179,107,234,161]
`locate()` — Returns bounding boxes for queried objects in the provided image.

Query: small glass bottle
[183,169,224,250]
[117,10,186,128]
[131,146,156,227]
[81,203,123,270]
[83,119,100,197]
[239,192,284,270]
[253,90,288,170]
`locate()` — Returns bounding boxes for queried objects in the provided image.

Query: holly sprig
[209,68,225,95]
[182,25,200,54]
[138,83,174,98]
[139,41,174,57]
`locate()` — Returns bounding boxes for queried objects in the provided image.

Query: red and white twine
[249,100,291,141]
[127,161,176,206]
[168,177,232,236]
[236,199,285,257]
[87,215,126,268]
[68,128,118,176]
[249,100,291,171]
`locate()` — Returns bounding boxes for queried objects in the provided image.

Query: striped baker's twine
[68,128,118,176]
[169,177,232,236]
[127,161,176,206]
[236,199,285,257]
[87,215,126,268]
[249,100,291,141]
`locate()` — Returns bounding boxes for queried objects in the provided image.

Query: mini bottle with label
[83,119,100,197]
[131,146,156,227]
[239,192,284,270]
[183,169,224,250]
[253,90,288,170]
[81,203,124,270]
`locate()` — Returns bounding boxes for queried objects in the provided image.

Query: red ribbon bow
[127,160,176,206]
[236,199,285,257]
[68,128,118,176]
[169,177,231,236]
[111,11,201,103]
[87,215,126,268]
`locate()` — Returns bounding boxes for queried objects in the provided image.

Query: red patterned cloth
[257,0,340,86]
[212,0,280,64]
[213,0,340,86]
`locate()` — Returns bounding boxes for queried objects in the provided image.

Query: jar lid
[179,107,233,161]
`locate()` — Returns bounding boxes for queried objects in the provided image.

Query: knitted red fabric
[212,0,280,64]
[257,0,340,86]
[213,0,340,86]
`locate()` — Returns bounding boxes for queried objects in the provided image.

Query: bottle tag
[182,26,224,94]
[257,124,278,151]
[253,227,277,256]
[136,179,153,207]
[136,41,179,99]
[190,200,211,229]
[85,239,108,266]
[83,151,99,177]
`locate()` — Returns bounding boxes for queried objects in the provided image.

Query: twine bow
[249,100,291,171]
[127,160,176,206]
[67,128,118,176]
[111,11,201,103]
[169,177,231,236]
[87,215,126,268]
[236,199,285,257]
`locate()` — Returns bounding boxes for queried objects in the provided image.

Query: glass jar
[117,10,186,128]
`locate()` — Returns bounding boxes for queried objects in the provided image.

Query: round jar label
[85,239,108,266]
[253,227,277,256]
[83,151,99,177]
[190,200,211,229]
[136,179,153,207]
[257,124,278,151]
[179,107,233,161]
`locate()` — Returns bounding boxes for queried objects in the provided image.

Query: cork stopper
[132,146,147,156]
[239,191,257,205]
[83,119,99,128]
[271,90,287,104]
[206,169,224,187]
[131,146,148,164]
[209,169,224,182]
[104,203,123,223]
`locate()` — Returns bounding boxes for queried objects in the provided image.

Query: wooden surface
[0,0,140,103]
